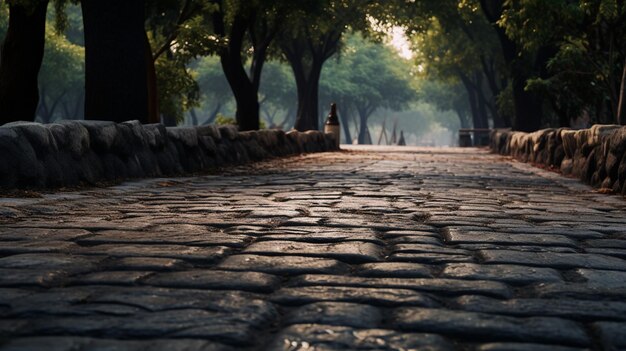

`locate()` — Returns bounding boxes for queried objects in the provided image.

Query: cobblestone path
[1,146,626,351]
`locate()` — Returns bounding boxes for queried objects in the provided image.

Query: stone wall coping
[0,120,339,188]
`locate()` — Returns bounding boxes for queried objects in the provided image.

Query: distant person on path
[397,131,406,146]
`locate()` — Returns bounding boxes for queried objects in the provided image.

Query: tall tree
[194,55,234,125]
[278,0,372,131]
[479,0,546,131]
[81,0,149,123]
[211,0,287,130]
[498,0,626,126]
[320,34,415,144]
[258,60,296,129]
[0,0,49,124]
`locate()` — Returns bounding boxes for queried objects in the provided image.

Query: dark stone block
[75,120,118,152]
[54,121,90,158]
[218,125,238,140]
[101,153,128,180]
[4,122,58,158]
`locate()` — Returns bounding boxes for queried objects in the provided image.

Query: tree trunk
[288,56,323,132]
[357,108,372,144]
[617,57,626,125]
[161,114,177,126]
[480,0,542,131]
[337,102,352,144]
[511,73,542,131]
[214,14,259,131]
[282,31,340,132]
[474,73,490,128]
[0,0,49,124]
[82,0,149,123]
[189,108,198,126]
[459,73,481,129]
[206,103,222,125]
[276,106,294,130]
[454,106,471,129]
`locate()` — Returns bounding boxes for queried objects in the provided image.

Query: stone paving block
[585,247,626,259]
[383,228,439,237]
[0,320,29,335]
[479,250,626,270]
[391,243,472,255]
[444,229,578,247]
[104,257,191,271]
[524,214,626,224]
[456,244,578,253]
[289,274,511,298]
[575,268,626,288]
[323,217,417,231]
[84,286,268,312]
[355,262,433,278]
[455,295,626,321]
[79,244,229,263]
[144,270,281,293]
[283,302,382,328]
[387,235,442,245]
[270,286,438,307]
[387,252,476,264]
[442,263,563,285]
[0,241,79,255]
[243,240,382,263]
[477,343,588,351]
[0,254,100,274]
[593,322,626,351]
[77,229,250,247]
[247,208,302,217]
[267,324,454,351]
[281,217,324,226]
[532,283,626,300]
[392,307,590,346]
[218,254,349,275]
[9,218,151,231]
[21,308,276,346]
[0,337,233,351]
[585,239,626,248]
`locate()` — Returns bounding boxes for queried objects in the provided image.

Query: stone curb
[490,125,626,195]
[0,120,339,188]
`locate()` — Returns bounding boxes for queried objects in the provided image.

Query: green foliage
[190,54,235,123]
[0,2,8,41]
[320,33,416,119]
[39,25,83,88]
[195,55,232,104]
[215,112,266,128]
[155,56,199,123]
[259,60,296,126]
[37,24,84,122]
[498,0,626,124]
[214,113,236,125]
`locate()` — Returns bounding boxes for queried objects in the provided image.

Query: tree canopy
[1,0,624,143]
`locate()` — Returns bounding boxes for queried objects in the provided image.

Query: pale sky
[388,26,413,60]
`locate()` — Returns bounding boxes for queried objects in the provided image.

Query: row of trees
[396,0,626,130]
[1,1,624,133]
[0,0,385,131]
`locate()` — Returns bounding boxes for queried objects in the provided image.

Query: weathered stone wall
[491,125,626,194]
[0,120,339,188]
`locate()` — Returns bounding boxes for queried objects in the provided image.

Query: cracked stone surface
[1,145,625,350]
